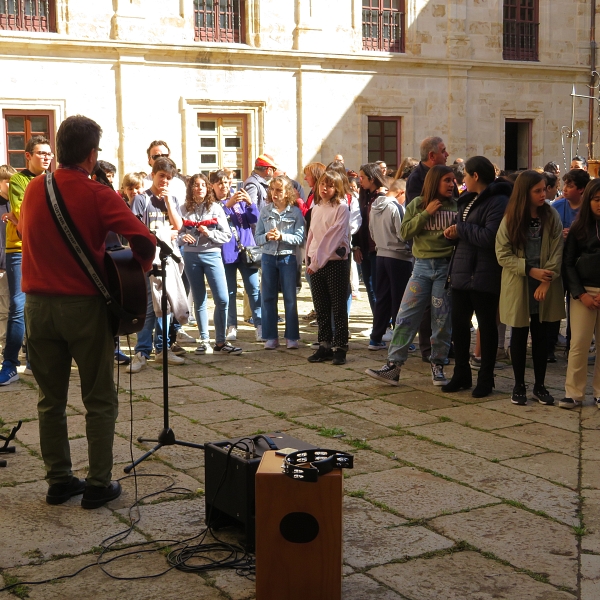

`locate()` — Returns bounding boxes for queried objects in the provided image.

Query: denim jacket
[255,203,304,256]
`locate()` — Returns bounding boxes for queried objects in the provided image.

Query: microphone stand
[124,243,204,473]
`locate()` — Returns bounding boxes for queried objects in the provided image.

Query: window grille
[194,0,244,43]
[0,1,54,33]
[362,0,404,53]
[503,0,539,61]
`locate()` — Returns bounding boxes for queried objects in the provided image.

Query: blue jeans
[224,262,261,327]
[135,277,171,357]
[3,252,25,368]
[360,251,378,314]
[184,251,229,344]
[261,253,299,341]
[388,258,452,366]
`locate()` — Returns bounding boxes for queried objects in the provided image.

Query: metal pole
[589,0,597,159]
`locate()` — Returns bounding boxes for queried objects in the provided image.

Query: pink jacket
[305,201,350,272]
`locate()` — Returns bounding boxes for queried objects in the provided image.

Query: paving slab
[115,400,165,422]
[116,368,193,390]
[0,442,46,485]
[168,398,269,424]
[369,436,579,525]
[346,467,497,520]
[431,504,578,589]
[581,404,600,430]
[429,404,532,430]
[368,551,576,600]
[582,459,600,489]
[0,389,41,423]
[407,422,546,460]
[377,389,459,410]
[140,385,228,405]
[583,430,600,461]
[343,496,453,568]
[581,553,600,600]
[0,480,145,568]
[344,449,403,477]
[332,398,439,427]
[183,374,271,400]
[482,399,580,432]
[294,412,395,440]
[209,415,293,438]
[333,378,413,397]
[582,490,600,553]
[244,394,335,417]
[342,573,404,599]
[293,384,371,405]
[288,363,366,384]
[499,423,580,457]
[0,552,224,600]
[502,452,579,489]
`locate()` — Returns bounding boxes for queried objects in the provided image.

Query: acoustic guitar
[104,247,147,336]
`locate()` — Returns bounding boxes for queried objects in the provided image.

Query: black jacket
[406,162,429,204]
[564,224,600,298]
[448,180,512,295]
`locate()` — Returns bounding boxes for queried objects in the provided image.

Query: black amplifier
[204,432,315,550]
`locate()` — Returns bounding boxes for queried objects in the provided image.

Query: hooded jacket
[448,180,512,295]
[368,194,412,262]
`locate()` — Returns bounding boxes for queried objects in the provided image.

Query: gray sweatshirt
[368,194,413,262]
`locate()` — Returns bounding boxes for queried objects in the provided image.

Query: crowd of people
[1,134,599,414]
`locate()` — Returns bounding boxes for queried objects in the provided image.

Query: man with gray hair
[405,136,449,204]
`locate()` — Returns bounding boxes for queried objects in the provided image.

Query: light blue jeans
[224,262,261,327]
[3,252,27,368]
[135,276,171,357]
[184,251,229,344]
[388,258,452,366]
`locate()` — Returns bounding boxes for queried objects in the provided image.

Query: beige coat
[495,208,565,327]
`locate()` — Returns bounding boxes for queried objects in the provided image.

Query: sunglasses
[151,153,169,160]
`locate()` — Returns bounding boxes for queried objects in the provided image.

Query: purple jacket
[221,200,260,264]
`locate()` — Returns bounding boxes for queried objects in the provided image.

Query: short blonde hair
[0,164,17,181]
[121,172,145,190]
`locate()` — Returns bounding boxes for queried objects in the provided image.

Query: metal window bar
[503,0,538,61]
[0,0,51,32]
[194,0,242,43]
[362,8,403,53]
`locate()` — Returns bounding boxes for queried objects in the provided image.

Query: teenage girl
[305,170,351,365]
[495,170,565,405]
[366,165,457,387]
[560,179,600,409]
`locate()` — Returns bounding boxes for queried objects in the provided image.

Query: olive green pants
[25,295,117,487]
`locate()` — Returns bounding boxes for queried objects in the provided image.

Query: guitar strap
[43,172,137,327]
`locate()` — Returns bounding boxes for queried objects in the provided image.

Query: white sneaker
[126,352,147,373]
[286,339,299,349]
[255,325,265,341]
[382,328,393,342]
[195,342,213,355]
[226,326,237,341]
[360,328,373,337]
[155,350,185,365]
[176,329,196,346]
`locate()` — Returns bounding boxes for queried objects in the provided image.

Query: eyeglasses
[34,152,54,158]
[151,153,169,160]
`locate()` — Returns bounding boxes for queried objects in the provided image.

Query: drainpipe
[589,0,597,159]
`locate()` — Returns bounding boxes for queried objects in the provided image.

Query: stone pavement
[0,285,598,599]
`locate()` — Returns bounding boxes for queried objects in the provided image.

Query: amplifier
[204,432,315,550]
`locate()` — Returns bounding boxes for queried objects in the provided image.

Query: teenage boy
[0,165,17,352]
[0,136,52,385]
[127,158,185,373]
[143,140,187,201]
[92,160,117,186]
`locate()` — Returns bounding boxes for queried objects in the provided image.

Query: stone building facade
[0,0,596,184]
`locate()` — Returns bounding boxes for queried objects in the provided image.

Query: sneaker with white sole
[214,342,243,355]
[176,330,196,346]
[0,364,18,386]
[365,362,401,386]
[155,350,185,365]
[126,352,147,373]
[255,325,265,341]
[170,343,187,356]
[431,364,448,386]
[382,329,393,342]
[195,342,212,355]
[368,341,386,351]
[559,397,581,409]
[264,339,279,350]
[286,339,299,349]
[23,367,33,376]
[226,326,237,341]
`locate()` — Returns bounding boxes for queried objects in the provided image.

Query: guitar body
[104,248,147,336]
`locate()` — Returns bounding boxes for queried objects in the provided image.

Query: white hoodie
[368,193,413,262]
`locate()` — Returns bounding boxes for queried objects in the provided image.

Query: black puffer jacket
[448,180,512,295]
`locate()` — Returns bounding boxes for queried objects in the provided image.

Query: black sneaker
[547,353,557,364]
[511,384,528,405]
[307,346,333,363]
[365,362,401,386]
[46,476,86,505]
[213,343,243,356]
[332,348,347,365]
[558,397,581,410]
[81,481,122,509]
[431,364,448,386]
[533,385,554,406]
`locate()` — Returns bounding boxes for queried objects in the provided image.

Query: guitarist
[18,115,156,509]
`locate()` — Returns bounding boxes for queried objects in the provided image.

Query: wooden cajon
[255,450,343,600]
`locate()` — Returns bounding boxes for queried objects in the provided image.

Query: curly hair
[185,173,212,213]
[267,176,297,207]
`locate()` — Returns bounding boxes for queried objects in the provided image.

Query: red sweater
[20,169,156,296]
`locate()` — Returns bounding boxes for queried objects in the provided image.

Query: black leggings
[510,313,548,387]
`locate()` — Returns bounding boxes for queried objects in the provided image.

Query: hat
[255,154,277,169]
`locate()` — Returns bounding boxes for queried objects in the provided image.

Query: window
[362,0,404,53]
[368,117,400,172]
[197,115,247,182]
[3,110,54,170]
[194,0,244,43]
[0,1,55,33]
[505,119,532,170]
[503,0,538,61]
